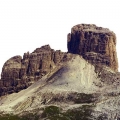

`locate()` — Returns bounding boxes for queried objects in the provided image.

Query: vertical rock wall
[0,24,119,96]
[0,45,67,96]
[67,24,118,72]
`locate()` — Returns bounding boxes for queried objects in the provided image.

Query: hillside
[0,24,120,119]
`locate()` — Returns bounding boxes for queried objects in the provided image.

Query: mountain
[0,24,120,119]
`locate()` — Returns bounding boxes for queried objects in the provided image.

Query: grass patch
[41,105,95,120]
[64,105,94,120]
[0,113,39,120]
[0,105,95,120]
[41,105,62,118]
[0,114,23,120]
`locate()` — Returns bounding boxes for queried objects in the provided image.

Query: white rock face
[40,55,99,93]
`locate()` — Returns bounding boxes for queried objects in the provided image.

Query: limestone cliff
[0,24,120,119]
[0,45,70,96]
[0,24,119,96]
[67,24,118,72]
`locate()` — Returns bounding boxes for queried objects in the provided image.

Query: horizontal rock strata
[0,45,72,96]
[67,24,118,72]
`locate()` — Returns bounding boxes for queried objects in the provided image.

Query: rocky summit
[67,24,118,72]
[0,24,120,119]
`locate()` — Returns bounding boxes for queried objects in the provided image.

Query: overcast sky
[0,0,120,73]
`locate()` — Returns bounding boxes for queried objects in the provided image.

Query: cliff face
[67,24,118,72]
[0,24,120,119]
[0,24,119,97]
[0,45,71,96]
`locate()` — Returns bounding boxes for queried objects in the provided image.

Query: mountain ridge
[0,24,120,119]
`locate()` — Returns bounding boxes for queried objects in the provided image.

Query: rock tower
[67,24,118,72]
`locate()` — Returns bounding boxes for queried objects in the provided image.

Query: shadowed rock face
[67,24,118,72]
[0,45,71,96]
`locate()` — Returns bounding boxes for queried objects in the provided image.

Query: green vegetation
[0,114,23,120]
[41,105,95,120]
[0,105,95,120]
[0,113,39,120]
[41,105,62,118]
[64,105,94,120]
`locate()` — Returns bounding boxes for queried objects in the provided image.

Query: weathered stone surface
[0,24,119,96]
[0,56,23,96]
[0,45,68,96]
[67,24,118,72]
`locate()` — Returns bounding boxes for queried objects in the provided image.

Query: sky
[0,0,120,73]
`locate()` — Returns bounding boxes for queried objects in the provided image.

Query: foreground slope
[0,55,99,112]
[1,54,120,119]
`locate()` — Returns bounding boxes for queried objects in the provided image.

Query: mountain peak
[68,24,118,72]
